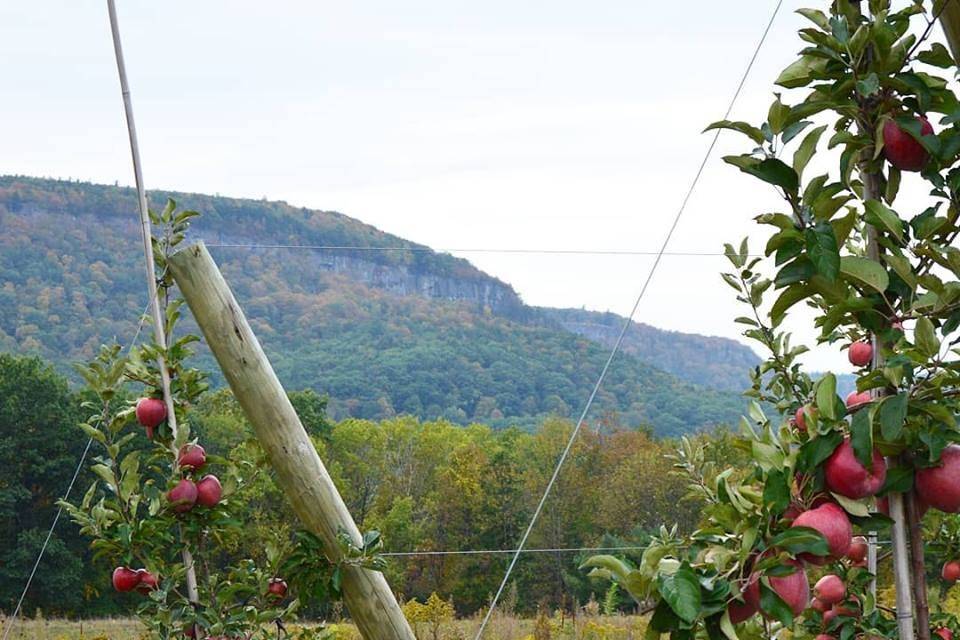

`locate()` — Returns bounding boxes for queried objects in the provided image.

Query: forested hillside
[0,175,755,435]
[540,308,761,392]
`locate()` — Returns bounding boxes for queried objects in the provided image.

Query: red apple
[196,475,222,507]
[847,535,868,563]
[112,566,141,592]
[848,341,873,367]
[823,608,837,626]
[178,443,207,470]
[936,628,954,640]
[267,577,288,599]
[824,438,886,499]
[167,478,198,513]
[813,574,846,606]
[744,561,809,618]
[845,391,872,410]
[727,596,757,624]
[943,560,960,583]
[792,502,852,561]
[815,635,836,640]
[136,397,167,439]
[136,569,158,594]
[184,626,196,639]
[917,445,960,513]
[811,597,831,613]
[883,116,933,172]
[795,406,816,432]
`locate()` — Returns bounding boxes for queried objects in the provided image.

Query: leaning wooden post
[169,242,415,640]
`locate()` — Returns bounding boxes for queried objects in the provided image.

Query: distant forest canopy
[0,350,750,618]
[0,175,762,435]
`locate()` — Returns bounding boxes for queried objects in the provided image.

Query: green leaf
[759,580,794,626]
[830,16,849,44]
[768,97,791,135]
[915,316,940,357]
[816,373,838,420]
[805,223,840,281]
[850,408,873,468]
[705,121,765,145]
[918,42,955,68]
[657,562,701,624]
[763,469,790,513]
[796,8,830,30]
[797,431,843,473]
[580,555,636,584]
[830,492,871,517]
[775,258,815,287]
[781,120,812,145]
[770,285,812,326]
[720,611,739,640]
[885,165,901,204]
[723,156,799,192]
[864,201,905,243]
[840,256,889,292]
[768,527,829,556]
[91,464,117,493]
[856,72,880,97]
[879,393,908,441]
[793,125,826,178]
[79,423,107,444]
[884,253,917,289]
[880,466,914,495]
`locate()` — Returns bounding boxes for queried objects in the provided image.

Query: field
[0,613,649,640]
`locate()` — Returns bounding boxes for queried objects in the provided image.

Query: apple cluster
[724,336,960,638]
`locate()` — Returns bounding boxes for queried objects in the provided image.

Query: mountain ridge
[0,175,758,434]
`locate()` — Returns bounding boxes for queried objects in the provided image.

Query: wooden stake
[105,0,200,607]
[168,242,415,640]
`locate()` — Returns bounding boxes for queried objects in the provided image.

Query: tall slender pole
[105,0,200,606]
[864,170,915,640]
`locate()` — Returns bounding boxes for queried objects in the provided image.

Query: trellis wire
[473,0,785,636]
[206,243,765,257]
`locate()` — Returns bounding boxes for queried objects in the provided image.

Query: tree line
[0,350,747,620]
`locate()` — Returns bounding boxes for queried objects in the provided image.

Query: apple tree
[585,1,960,639]
[60,203,381,640]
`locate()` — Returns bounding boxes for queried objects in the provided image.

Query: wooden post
[168,242,415,640]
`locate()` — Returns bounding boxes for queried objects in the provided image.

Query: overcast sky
[1,1,950,373]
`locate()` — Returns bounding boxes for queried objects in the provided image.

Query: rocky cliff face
[193,232,529,320]
[1,177,528,320]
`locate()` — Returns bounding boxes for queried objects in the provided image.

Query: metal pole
[864,170,914,640]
